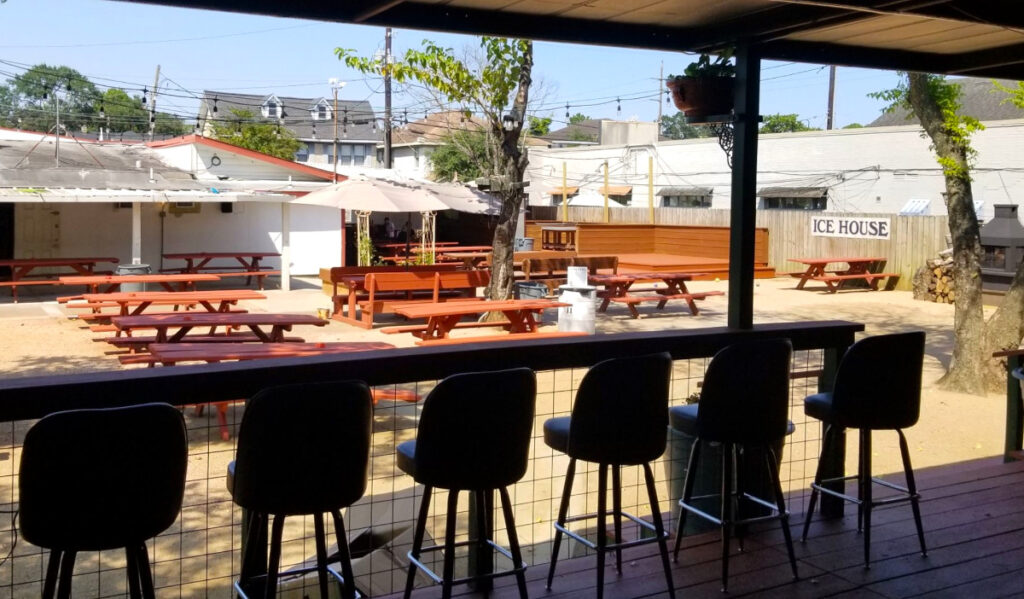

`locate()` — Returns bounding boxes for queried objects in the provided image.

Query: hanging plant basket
[666,76,734,121]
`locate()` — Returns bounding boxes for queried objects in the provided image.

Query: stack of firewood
[913,248,955,303]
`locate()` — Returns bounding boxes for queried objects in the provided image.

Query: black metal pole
[727,44,761,329]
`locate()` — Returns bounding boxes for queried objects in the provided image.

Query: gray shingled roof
[868,78,1024,127]
[199,91,384,143]
[541,119,602,143]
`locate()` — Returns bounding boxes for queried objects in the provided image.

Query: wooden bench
[811,272,900,292]
[571,255,618,275]
[609,290,725,317]
[340,270,490,329]
[319,264,460,316]
[415,331,589,346]
[521,257,573,292]
[105,333,306,353]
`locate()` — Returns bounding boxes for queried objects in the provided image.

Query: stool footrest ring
[407,537,526,586]
[555,509,668,552]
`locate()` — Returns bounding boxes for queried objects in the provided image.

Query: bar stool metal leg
[547,458,576,589]
[862,430,873,567]
[498,487,530,599]
[673,438,702,561]
[720,442,734,592]
[42,549,61,599]
[441,490,460,599]
[265,515,285,599]
[801,424,833,542]
[642,462,676,599]
[331,510,358,599]
[898,429,928,557]
[126,545,142,599]
[313,513,331,597]
[137,543,156,599]
[56,549,76,599]
[765,449,799,580]
[595,464,608,599]
[612,465,623,573]
[404,485,433,599]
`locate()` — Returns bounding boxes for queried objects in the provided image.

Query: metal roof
[658,186,713,196]
[757,186,828,198]
[119,1,1024,79]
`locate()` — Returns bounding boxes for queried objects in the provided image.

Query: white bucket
[557,286,597,334]
[566,266,589,288]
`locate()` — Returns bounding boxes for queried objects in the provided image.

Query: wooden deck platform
[591,253,776,280]
[381,457,1024,598]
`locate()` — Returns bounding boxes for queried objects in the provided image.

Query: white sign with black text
[810,216,891,240]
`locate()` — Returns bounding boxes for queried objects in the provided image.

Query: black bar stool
[544,353,676,599]
[398,368,535,599]
[19,403,188,599]
[670,339,799,592]
[801,331,927,567]
[229,380,373,599]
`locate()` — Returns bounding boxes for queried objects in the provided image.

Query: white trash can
[557,285,597,334]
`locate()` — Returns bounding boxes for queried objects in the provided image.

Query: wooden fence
[530,206,949,290]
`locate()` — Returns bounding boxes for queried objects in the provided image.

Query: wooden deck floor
[383,457,1024,598]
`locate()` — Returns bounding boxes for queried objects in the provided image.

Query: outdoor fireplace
[980,204,1024,292]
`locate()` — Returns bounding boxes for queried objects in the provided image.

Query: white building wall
[526,119,1024,220]
[39,202,340,276]
[390,146,434,179]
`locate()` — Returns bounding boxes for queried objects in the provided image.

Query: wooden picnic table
[112,312,327,343]
[162,251,280,288]
[146,341,395,365]
[72,289,265,319]
[0,257,119,302]
[443,251,491,269]
[588,271,721,318]
[789,257,896,293]
[59,273,221,296]
[392,298,569,343]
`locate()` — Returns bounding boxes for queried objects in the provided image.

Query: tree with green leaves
[842,123,864,129]
[873,73,1024,393]
[759,113,819,134]
[96,88,187,136]
[8,63,99,133]
[209,108,303,161]
[660,112,713,140]
[568,112,589,124]
[528,115,551,136]
[429,130,488,182]
[338,37,534,300]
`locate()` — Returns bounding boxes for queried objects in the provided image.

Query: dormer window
[311,100,331,121]
[261,95,281,119]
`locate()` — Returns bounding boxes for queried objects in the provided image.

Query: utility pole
[149,65,161,141]
[54,88,61,167]
[826,65,836,130]
[657,61,663,127]
[384,27,393,169]
[333,82,340,183]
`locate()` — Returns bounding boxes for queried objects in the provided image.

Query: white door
[15,204,61,259]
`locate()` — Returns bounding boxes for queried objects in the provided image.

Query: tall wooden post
[727,45,761,330]
[562,161,568,222]
[648,155,655,224]
[603,161,609,223]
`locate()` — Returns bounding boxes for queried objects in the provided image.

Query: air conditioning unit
[168,202,201,215]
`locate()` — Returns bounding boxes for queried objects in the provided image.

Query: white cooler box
[557,284,597,334]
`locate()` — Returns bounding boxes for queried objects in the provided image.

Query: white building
[527,119,1024,221]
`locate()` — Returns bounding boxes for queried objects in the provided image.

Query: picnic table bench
[589,272,723,318]
[318,264,460,316]
[339,270,490,329]
[162,252,280,289]
[68,290,264,324]
[0,257,118,302]
[111,312,327,344]
[392,298,577,344]
[789,257,899,293]
[58,273,221,300]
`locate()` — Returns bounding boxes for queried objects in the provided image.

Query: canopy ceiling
[117,0,1024,79]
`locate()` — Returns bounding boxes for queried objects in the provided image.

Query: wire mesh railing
[0,346,833,598]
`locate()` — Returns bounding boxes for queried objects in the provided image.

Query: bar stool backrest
[568,352,672,465]
[697,339,793,444]
[232,380,373,515]
[832,331,925,429]
[414,368,536,490]
[19,403,188,551]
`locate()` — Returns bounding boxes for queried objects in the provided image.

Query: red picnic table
[144,341,401,440]
[162,252,280,289]
[588,271,723,318]
[70,289,265,320]
[789,257,898,292]
[112,312,327,343]
[59,273,221,297]
[0,257,118,302]
[392,298,574,344]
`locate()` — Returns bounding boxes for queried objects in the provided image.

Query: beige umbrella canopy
[293,176,450,265]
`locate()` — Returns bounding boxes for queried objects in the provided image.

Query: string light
[212,97,218,114]
[565,103,570,119]
[142,86,147,104]
[403,109,408,125]
[98,104,105,119]
[616,97,621,116]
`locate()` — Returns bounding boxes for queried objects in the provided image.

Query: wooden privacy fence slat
[530,206,949,291]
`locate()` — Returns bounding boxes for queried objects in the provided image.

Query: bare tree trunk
[907,73,987,394]
[985,262,1024,389]
[485,42,533,302]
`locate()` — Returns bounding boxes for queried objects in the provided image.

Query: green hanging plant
[357,230,376,266]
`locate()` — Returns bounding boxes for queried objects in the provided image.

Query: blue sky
[0,0,902,129]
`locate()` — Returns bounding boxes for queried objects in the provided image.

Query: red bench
[609,290,725,318]
[340,270,490,329]
[811,272,900,292]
